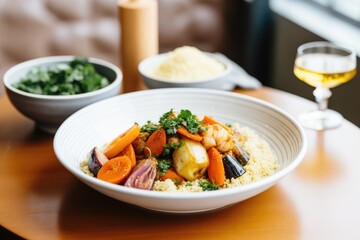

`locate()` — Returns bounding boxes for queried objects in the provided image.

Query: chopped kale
[13,57,110,95]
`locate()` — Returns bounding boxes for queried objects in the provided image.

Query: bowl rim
[3,55,122,100]
[138,52,232,84]
[54,88,307,200]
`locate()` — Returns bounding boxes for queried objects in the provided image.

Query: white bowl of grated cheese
[139,46,233,90]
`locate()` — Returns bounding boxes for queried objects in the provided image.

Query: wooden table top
[1,87,359,240]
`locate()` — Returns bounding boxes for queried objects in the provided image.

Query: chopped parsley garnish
[158,159,172,175]
[141,120,160,134]
[199,181,219,191]
[177,109,204,134]
[13,57,110,95]
[159,109,205,135]
[173,179,179,185]
[159,109,178,134]
[162,141,183,157]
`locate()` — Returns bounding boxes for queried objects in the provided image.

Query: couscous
[152,46,226,82]
[81,109,278,192]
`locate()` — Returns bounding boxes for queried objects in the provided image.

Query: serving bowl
[54,88,307,213]
[3,56,122,134]
[138,52,233,89]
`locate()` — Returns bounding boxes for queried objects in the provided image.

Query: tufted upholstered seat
[0,0,235,94]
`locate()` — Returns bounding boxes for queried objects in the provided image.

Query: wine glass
[294,41,357,130]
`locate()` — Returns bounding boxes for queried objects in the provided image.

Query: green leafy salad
[13,57,110,95]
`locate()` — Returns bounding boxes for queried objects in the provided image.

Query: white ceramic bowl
[138,52,233,89]
[54,88,307,214]
[4,56,122,134]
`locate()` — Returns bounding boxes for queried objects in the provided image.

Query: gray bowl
[3,56,122,134]
[138,52,233,89]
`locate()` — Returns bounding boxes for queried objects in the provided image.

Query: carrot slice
[104,124,140,159]
[177,126,202,142]
[97,156,132,184]
[207,147,225,186]
[160,169,184,185]
[118,144,136,167]
[202,115,233,135]
[144,128,166,156]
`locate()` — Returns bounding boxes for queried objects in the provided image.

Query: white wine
[294,53,356,88]
[294,42,356,130]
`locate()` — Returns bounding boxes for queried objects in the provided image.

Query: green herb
[199,181,219,191]
[177,109,204,134]
[159,109,205,135]
[162,141,183,157]
[13,57,110,95]
[159,109,178,134]
[141,120,160,134]
[158,159,172,175]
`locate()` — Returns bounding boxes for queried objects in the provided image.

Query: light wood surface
[1,87,359,240]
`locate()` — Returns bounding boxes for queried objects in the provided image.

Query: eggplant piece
[87,147,109,176]
[222,154,246,179]
[124,158,157,190]
[233,142,250,166]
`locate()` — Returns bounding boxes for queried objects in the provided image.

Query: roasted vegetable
[87,147,109,176]
[104,124,141,159]
[159,169,184,185]
[177,126,203,142]
[97,156,132,184]
[207,147,225,186]
[124,158,157,190]
[222,154,246,179]
[233,142,250,166]
[118,144,136,167]
[173,138,209,181]
[144,128,167,157]
[132,132,149,156]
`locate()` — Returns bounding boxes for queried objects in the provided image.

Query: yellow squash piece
[173,138,209,181]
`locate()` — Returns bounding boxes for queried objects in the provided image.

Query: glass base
[298,109,343,130]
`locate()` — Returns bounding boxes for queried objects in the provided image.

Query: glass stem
[313,87,332,111]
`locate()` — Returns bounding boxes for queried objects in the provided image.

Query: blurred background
[0,0,359,126]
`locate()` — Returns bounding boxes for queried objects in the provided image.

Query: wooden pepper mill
[118,0,159,92]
